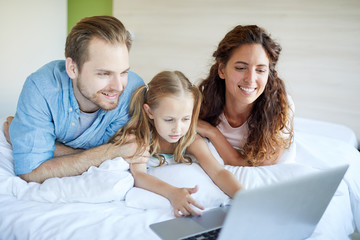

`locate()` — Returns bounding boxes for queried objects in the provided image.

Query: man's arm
[53,142,83,157]
[3,116,82,158]
[4,116,148,183]
[19,140,148,183]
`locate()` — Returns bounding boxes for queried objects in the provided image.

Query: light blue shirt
[9,60,144,175]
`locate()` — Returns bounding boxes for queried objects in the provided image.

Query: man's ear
[65,57,78,79]
[143,104,154,119]
[218,63,225,79]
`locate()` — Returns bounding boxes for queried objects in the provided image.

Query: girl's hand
[196,120,216,139]
[168,185,204,217]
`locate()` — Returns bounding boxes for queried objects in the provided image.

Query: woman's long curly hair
[199,25,294,166]
[109,71,202,166]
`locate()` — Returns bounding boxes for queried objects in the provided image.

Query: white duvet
[0,117,359,240]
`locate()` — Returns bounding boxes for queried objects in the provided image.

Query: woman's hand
[196,120,217,139]
[168,185,204,217]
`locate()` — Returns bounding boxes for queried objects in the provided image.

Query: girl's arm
[130,163,204,217]
[187,135,243,198]
[197,120,283,166]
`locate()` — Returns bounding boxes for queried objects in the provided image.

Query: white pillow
[224,163,316,190]
[205,137,315,189]
[125,163,229,209]
[125,139,313,210]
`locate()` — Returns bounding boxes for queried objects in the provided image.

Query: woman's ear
[143,104,154,119]
[218,63,225,79]
[65,57,78,79]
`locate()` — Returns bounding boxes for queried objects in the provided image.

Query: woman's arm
[130,163,204,217]
[187,135,243,198]
[197,120,250,166]
[197,120,284,166]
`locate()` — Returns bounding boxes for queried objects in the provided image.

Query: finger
[134,156,149,163]
[6,116,14,123]
[179,207,190,217]
[187,185,199,194]
[188,197,205,211]
[125,156,149,164]
[174,209,183,218]
[186,204,202,216]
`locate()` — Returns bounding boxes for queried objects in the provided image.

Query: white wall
[0,0,67,117]
[114,0,360,145]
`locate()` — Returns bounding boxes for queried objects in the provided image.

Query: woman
[197,25,294,166]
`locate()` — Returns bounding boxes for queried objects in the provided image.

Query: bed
[0,117,359,240]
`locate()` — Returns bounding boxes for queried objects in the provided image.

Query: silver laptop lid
[218,164,349,240]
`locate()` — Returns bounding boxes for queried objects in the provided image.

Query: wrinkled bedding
[0,117,359,240]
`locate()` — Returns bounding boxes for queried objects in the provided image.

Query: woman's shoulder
[287,94,295,113]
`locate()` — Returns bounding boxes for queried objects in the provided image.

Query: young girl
[109,70,243,217]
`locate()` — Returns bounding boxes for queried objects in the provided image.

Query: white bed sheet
[0,117,359,240]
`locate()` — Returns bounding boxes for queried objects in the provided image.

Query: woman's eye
[235,67,246,71]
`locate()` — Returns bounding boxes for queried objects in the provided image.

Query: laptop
[150,165,348,240]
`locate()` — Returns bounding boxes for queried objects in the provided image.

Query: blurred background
[0,0,359,146]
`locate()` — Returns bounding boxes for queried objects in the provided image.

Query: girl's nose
[172,122,181,133]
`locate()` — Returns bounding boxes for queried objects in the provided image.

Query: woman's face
[218,43,270,108]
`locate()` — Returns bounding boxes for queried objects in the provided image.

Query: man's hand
[3,116,14,145]
[118,141,150,164]
[110,134,150,164]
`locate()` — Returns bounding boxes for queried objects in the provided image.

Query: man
[3,16,148,183]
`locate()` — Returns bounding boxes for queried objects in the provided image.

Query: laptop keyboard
[181,228,221,240]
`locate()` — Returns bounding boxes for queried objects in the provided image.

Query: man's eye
[120,71,129,77]
[98,72,110,76]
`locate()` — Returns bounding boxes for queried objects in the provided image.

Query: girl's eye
[164,119,173,122]
[183,117,191,121]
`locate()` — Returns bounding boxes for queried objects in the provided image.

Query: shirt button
[63,141,66,144]
[69,107,73,112]
[71,122,75,126]
[76,109,79,113]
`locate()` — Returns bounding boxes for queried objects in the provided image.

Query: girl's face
[218,43,270,108]
[144,93,194,144]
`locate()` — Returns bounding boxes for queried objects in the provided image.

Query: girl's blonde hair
[109,71,202,165]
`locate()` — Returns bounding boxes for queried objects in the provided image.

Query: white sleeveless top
[216,113,248,150]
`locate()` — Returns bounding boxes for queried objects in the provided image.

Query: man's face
[71,37,130,113]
